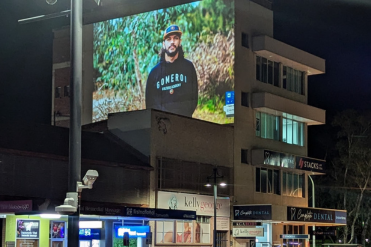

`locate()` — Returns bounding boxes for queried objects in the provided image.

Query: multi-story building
[1,0,347,247]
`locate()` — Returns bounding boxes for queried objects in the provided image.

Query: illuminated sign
[79,229,101,240]
[93,0,235,124]
[115,226,150,238]
[234,205,272,220]
[79,221,103,229]
[16,219,39,239]
[157,191,230,217]
[287,207,347,224]
[280,234,310,239]
[233,228,264,237]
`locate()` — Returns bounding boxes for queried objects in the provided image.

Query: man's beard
[165,45,179,57]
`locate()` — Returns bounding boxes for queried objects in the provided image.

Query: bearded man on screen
[145,24,198,117]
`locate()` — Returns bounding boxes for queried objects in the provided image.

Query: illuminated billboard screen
[93,0,234,124]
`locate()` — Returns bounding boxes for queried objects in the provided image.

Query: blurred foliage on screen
[93,0,234,123]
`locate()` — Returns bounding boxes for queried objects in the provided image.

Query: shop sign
[16,219,39,239]
[115,226,150,238]
[0,200,32,212]
[296,157,324,172]
[280,234,310,239]
[79,229,101,240]
[233,228,264,237]
[287,207,347,224]
[312,230,336,236]
[234,205,272,220]
[262,149,325,172]
[156,208,196,220]
[80,204,122,216]
[217,217,230,231]
[157,191,230,217]
[123,207,196,220]
[233,222,262,226]
[335,211,347,224]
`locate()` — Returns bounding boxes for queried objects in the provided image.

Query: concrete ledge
[252,92,326,125]
[252,35,325,75]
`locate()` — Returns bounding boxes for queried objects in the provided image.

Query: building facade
[0,0,346,247]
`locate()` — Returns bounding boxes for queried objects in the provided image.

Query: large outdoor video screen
[93,0,234,124]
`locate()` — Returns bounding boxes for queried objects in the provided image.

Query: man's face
[163,34,181,57]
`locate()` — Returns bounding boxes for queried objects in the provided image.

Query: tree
[320,110,371,244]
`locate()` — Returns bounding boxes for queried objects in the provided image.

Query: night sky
[0,0,370,156]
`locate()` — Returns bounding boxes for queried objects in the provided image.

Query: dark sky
[0,0,370,124]
[274,0,371,115]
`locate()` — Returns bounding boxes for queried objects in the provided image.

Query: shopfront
[2,203,196,247]
[156,191,231,247]
[232,205,347,247]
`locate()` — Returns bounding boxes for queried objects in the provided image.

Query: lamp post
[206,167,226,247]
[309,175,315,247]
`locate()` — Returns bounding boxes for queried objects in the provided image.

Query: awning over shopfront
[233,205,347,226]
[13,204,196,221]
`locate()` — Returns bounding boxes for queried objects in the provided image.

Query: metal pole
[213,168,217,247]
[68,0,83,246]
[309,175,315,247]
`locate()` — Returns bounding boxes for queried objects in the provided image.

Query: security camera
[55,194,77,214]
[55,204,77,214]
[83,170,99,186]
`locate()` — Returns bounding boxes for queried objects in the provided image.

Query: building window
[283,66,305,95]
[256,112,279,140]
[55,87,61,98]
[256,167,280,195]
[241,149,248,164]
[282,172,304,197]
[283,225,305,247]
[64,85,70,97]
[282,118,304,146]
[156,219,210,244]
[256,55,280,87]
[241,32,249,48]
[196,216,210,244]
[241,92,249,107]
[156,221,174,243]
[176,221,193,243]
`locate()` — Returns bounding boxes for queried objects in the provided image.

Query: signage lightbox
[157,191,230,217]
[115,226,150,238]
[123,207,196,220]
[16,219,39,239]
[0,200,32,213]
[261,149,325,172]
[93,0,235,124]
[280,234,309,239]
[233,228,264,237]
[234,205,272,220]
[287,206,347,224]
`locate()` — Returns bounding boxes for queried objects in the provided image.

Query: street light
[309,175,315,247]
[205,167,226,247]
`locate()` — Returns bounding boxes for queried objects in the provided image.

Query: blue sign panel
[280,234,310,239]
[114,226,150,239]
[335,211,347,224]
[79,229,101,240]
